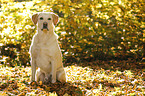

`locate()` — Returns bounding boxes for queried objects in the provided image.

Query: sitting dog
[30,12,66,83]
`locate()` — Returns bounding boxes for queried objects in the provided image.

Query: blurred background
[0,0,144,67]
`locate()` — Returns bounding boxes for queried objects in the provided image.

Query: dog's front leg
[30,35,38,82]
[31,59,36,82]
[51,59,57,83]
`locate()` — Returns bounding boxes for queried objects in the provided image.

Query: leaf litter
[0,60,144,96]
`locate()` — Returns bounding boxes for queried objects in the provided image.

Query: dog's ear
[52,13,59,26]
[32,13,39,25]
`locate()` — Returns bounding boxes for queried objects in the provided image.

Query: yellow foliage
[0,0,144,65]
[49,92,58,96]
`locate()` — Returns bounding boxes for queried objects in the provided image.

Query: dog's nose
[43,22,48,29]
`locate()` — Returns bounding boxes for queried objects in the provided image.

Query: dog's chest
[38,34,49,44]
[36,42,52,56]
[36,44,52,73]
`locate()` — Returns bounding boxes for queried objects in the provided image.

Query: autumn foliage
[0,0,144,66]
[0,61,144,95]
[0,0,144,95]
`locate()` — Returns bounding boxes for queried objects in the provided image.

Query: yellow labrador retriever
[30,12,66,83]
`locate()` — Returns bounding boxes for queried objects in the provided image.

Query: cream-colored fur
[30,12,66,83]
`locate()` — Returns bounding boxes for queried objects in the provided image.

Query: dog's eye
[40,17,43,20]
[48,18,51,20]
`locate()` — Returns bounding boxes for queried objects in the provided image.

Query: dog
[30,12,66,83]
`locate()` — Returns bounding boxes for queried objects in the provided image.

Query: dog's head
[32,12,59,32]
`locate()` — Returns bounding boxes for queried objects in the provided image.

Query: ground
[0,60,144,96]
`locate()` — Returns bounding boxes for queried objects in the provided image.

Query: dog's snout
[43,22,48,29]
[41,22,49,31]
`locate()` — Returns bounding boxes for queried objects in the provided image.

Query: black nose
[43,22,48,29]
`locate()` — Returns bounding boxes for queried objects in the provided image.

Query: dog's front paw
[52,79,56,83]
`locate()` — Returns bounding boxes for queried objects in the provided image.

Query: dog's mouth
[41,22,49,32]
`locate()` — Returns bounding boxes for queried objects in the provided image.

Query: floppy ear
[32,13,38,25]
[52,13,59,26]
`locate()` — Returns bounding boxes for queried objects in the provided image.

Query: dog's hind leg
[57,68,66,83]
